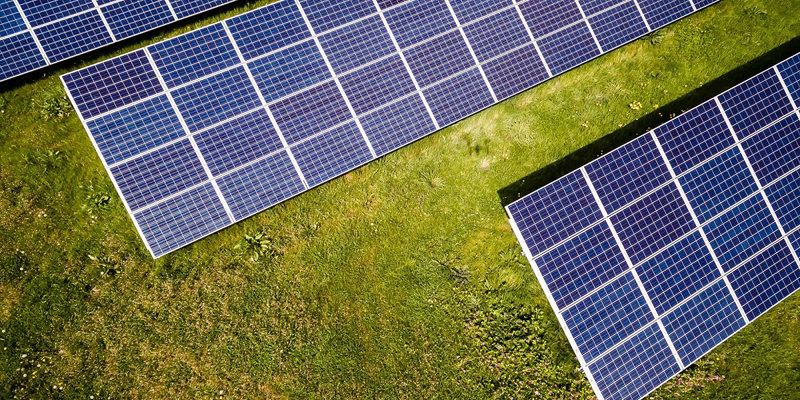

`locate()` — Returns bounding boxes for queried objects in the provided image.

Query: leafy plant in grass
[85,191,111,215]
[36,89,72,121]
[236,230,277,261]
[88,253,120,277]
[24,149,65,171]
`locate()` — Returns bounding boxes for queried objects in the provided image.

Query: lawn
[1,0,800,398]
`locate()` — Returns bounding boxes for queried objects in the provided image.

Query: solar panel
[63,0,722,257]
[0,0,237,82]
[507,53,800,400]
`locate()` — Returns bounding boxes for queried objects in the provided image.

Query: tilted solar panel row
[62,0,722,257]
[0,0,237,82]
[507,52,800,400]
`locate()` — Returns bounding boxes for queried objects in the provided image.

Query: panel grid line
[220,20,310,190]
[580,167,686,370]
[142,47,235,221]
[294,0,378,159]
[650,131,751,323]
[164,0,180,20]
[444,0,499,102]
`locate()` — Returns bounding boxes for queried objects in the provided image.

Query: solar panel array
[62,0,719,258]
[0,0,237,82]
[507,52,800,400]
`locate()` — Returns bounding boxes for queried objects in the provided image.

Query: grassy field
[1,0,800,398]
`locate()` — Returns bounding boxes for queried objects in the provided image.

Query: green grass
[1,0,800,398]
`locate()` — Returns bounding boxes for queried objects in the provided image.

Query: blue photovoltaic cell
[483,43,550,100]
[377,0,409,9]
[679,148,759,224]
[728,240,800,320]
[271,80,352,144]
[637,0,693,30]
[135,183,231,257]
[0,33,46,81]
[765,169,800,233]
[654,100,735,176]
[171,66,262,133]
[360,94,436,156]
[704,194,781,272]
[148,23,239,89]
[718,69,794,138]
[62,49,161,119]
[517,0,583,38]
[35,10,113,62]
[741,113,800,186]
[193,109,284,176]
[169,0,230,19]
[248,40,331,104]
[462,8,531,62]
[585,134,671,214]
[423,69,495,127]
[589,324,681,400]
[588,1,648,51]
[17,0,93,26]
[694,0,720,8]
[110,139,208,211]
[404,30,476,87]
[777,54,800,104]
[636,231,721,315]
[86,95,185,165]
[0,0,25,37]
[611,184,695,265]
[536,22,600,76]
[661,280,746,366]
[562,272,653,363]
[450,0,511,22]
[578,0,623,15]
[792,232,800,257]
[535,222,628,310]
[299,0,375,34]
[508,169,604,258]
[216,151,305,221]
[319,15,394,75]
[102,0,174,40]
[291,121,373,187]
[340,55,416,115]
[226,1,311,61]
[383,0,455,48]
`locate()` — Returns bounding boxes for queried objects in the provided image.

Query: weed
[24,149,66,171]
[745,5,767,16]
[450,265,471,286]
[647,30,666,45]
[235,229,276,261]
[84,191,112,215]
[88,253,120,277]
[36,89,72,121]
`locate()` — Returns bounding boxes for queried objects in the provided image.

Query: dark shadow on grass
[0,0,258,92]
[498,36,800,207]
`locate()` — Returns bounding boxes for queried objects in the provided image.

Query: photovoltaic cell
[450,0,511,23]
[423,68,494,126]
[216,151,305,220]
[248,40,331,104]
[678,148,759,224]
[636,231,721,315]
[535,222,628,309]
[653,99,734,176]
[319,15,394,75]
[404,30,475,87]
[383,0,455,48]
[340,55,416,115]
[517,0,583,38]
[588,324,681,400]
[764,169,800,233]
[718,69,794,138]
[271,80,352,144]
[777,53,800,104]
[727,240,800,320]
[483,43,550,100]
[17,0,94,27]
[588,1,648,51]
[226,1,311,61]
[171,66,262,133]
[193,108,284,176]
[0,33,47,81]
[86,95,185,165]
[359,94,436,156]
[703,195,781,272]
[102,0,174,40]
[291,121,373,187]
[562,272,653,363]
[536,22,600,76]
[148,23,239,89]
[135,183,231,258]
[508,169,604,258]
[610,184,695,265]
[578,0,623,15]
[585,134,671,214]
[637,0,693,30]
[740,113,800,186]
[461,8,531,62]
[693,0,720,8]
[35,10,113,62]
[0,0,26,37]
[661,280,745,366]
[169,0,230,19]
[299,0,375,34]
